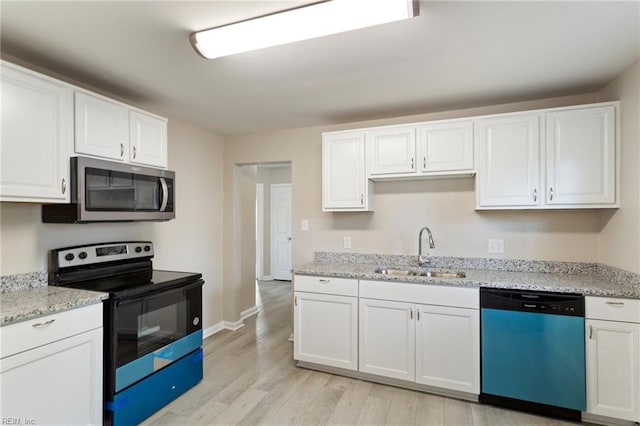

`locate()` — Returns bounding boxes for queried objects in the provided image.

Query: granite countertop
[1,273,108,326]
[294,253,640,299]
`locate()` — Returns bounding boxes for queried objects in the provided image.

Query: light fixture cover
[191,0,418,59]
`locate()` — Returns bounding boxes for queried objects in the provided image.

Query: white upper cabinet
[418,120,474,174]
[129,110,168,168]
[75,92,168,168]
[368,126,417,176]
[475,102,619,210]
[546,105,616,206]
[0,62,73,203]
[75,91,129,162]
[475,113,541,208]
[322,131,371,211]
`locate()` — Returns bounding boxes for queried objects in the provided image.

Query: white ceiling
[1,1,639,135]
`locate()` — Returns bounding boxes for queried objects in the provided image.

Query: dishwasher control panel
[481,288,584,317]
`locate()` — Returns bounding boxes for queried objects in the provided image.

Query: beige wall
[598,60,640,274]
[221,92,614,322]
[0,115,225,330]
[256,165,292,277]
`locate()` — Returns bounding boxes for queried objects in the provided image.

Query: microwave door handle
[159,177,169,212]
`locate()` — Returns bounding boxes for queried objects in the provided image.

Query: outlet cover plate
[488,239,504,254]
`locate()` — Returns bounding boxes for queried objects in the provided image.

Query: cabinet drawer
[0,303,103,359]
[294,275,358,297]
[586,297,640,323]
[360,280,478,309]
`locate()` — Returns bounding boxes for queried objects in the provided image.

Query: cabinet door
[359,298,415,381]
[294,292,358,370]
[0,328,103,425]
[415,304,479,394]
[475,114,541,208]
[322,131,370,211]
[75,91,129,161]
[418,121,473,173]
[546,105,616,206]
[0,64,72,202]
[586,319,640,421]
[368,126,416,176]
[129,110,168,168]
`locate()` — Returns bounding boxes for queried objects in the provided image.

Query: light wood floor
[143,280,582,426]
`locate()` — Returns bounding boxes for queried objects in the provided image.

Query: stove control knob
[78,251,88,260]
[144,245,151,252]
[64,253,75,261]
[135,246,142,253]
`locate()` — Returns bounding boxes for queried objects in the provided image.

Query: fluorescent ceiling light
[190,0,418,59]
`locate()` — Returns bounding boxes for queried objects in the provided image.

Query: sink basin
[375,267,465,279]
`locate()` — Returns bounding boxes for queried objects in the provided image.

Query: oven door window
[116,289,188,367]
[85,167,166,212]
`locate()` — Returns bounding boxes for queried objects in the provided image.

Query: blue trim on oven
[116,330,203,392]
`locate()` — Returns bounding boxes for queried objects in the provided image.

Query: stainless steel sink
[375,267,465,279]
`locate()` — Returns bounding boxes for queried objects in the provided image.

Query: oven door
[108,280,202,394]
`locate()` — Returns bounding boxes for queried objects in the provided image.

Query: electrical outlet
[488,239,504,254]
[301,219,309,231]
[343,237,352,249]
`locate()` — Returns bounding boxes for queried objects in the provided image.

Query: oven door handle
[159,177,169,212]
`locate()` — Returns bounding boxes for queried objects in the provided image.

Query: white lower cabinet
[585,297,640,422]
[359,280,480,395]
[415,304,479,394]
[359,298,415,381]
[293,275,358,371]
[0,303,103,425]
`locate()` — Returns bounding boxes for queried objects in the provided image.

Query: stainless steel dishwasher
[480,288,586,421]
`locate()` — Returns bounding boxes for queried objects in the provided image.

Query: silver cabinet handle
[319,279,330,284]
[417,310,420,321]
[294,296,297,306]
[532,188,537,202]
[32,319,55,328]
[549,187,554,201]
[61,178,67,194]
[411,158,414,169]
[360,194,364,205]
[120,143,125,157]
[133,146,137,159]
[589,325,593,339]
[409,308,413,320]
[605,301,625,307]
[423,157,427,169]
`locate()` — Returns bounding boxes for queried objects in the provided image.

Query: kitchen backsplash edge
[313,252,640,287]
[1,271,48,293]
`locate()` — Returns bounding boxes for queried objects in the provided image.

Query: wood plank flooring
[142,280,582,426]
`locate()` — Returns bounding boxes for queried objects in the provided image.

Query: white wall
[598,60,640,274]
[0,114,225,330]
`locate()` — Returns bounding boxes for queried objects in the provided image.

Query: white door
[0,63,73,202]
[546,105,616,206]
[271,183,292,281]
[586,319,640,421]
[359,298,415,381]
[418,120,473,173]
[415,304,480,394]
[294,292,358,371]
[475,113,541,208]
[322,131,369,210]
[368,126,417,176]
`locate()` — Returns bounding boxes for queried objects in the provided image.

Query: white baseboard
[262,275,273,281]
[241,305,259,319]
[202,319,245,339]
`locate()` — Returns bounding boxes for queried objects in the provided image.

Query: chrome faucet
[418,226,435,267]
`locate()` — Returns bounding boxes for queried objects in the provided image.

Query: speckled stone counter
[0,272,107,326]
[294,253,640,299]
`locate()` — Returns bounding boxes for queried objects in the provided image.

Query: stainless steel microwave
[42,156,175,223]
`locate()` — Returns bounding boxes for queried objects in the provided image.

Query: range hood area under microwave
[42,157,175,223]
